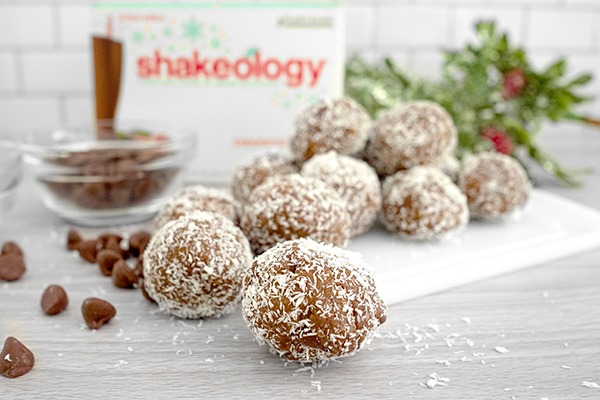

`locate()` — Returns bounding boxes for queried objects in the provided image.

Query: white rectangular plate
[348,189,600,305]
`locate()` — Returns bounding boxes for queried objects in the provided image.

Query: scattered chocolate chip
[140,279,156,304]
[0,337,35,378]
[66,229,82,251]
[1,242,23,258]
[128,231,151,258]
[111,260,138,289]
[77,240,99,263]
[97,249,122,277]
[81,298,116,329]
[0,254,26,282]
[98,233,123,248]
[103,236,129,259]
[41,285,69,316]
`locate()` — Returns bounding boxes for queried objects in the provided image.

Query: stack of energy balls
[141,97,530,364]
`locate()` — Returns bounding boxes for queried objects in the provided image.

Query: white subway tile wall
[0,0,599,133]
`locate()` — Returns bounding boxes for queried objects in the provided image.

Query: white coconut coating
[301,151,382,237]
[240,174,352,255]
[458,152,531,219]
[380,166,469,240]
[231,150,298,204]
[365,101,457,176]
[291,97,371,162]
[143,211,253,319]
[241,238,387,362]
[153,185,241,232]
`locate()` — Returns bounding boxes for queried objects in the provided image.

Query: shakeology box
[92,2,345,183]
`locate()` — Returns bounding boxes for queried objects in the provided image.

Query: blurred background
[1,0,598,134]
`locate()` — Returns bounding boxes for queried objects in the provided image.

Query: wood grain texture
[1,127,600,399]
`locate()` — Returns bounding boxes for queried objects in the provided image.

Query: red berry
[502,68,527,99]
[481,127,515,155]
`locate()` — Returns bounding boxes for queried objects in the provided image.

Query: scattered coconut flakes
[206,335,215,344]
[114,360,128,369]
[311,380,322,391]
[127,347,133,352]
[561,365,571,369]
[295,366,316,377]
[504,388,511,392]
[461,317,471,324]
[494,346,509,354]
[582,381,600,389]
[205,358,214,363]
[436,360,451,366]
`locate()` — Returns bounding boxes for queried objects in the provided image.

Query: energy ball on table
[380,166,469,240]
[458,152,531,219]
[240,174,351,255]
[231,150,298,204]
[242,238,387,362]
[301,151,381,237]
[153,185,241,232]
[144,211,253,319]
[291,97,371,162]
[365,101,457,176]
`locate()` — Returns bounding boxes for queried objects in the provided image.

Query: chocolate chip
[40,285,69,316]
[0,254,26,282]
[66,229,82,251]
[98,234,123,248]
[96,249,122,277]
[0,337,35,378]
[81,298,116,329]
[98,234,130,259]
[140,279,156,304]
[77,240,99,263]
[128,231,151,258]
[1,242,23,258]
[111,260,138,289]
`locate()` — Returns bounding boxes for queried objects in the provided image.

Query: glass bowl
[20,121,196,227]
[0,140,22,223]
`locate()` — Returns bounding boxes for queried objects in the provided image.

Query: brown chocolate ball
[240,174,351,255]
[458,152,530,219]
[365,101,457,176]
[153,185,241,232]
[291,97,371,162]
[231,150,298,204]
[242,238,387,362]
[380,166,469,240]
[301,151,381,236]
[144,211,253,319]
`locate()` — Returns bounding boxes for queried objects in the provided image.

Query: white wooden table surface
[1,125,599,399]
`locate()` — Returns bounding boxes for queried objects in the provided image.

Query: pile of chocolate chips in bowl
[21,122,196,226]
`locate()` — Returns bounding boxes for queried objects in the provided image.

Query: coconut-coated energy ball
[301,151,381,237]
[241,238,387,362]
[290,97,371,162]
[153,185,241,232]
[231,150,298,204]
[240,174,351,255]
[380,166,469,240]
[365,101,457,176]
[458,152,530,219]
[143,211,253,319]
